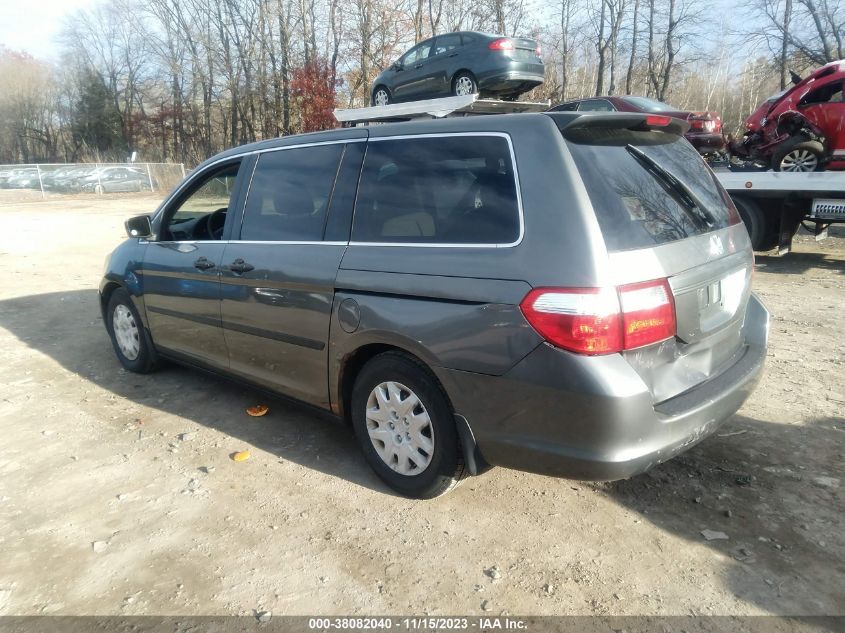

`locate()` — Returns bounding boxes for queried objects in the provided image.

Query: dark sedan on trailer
[370,31,544,106]
[549,96,725,155]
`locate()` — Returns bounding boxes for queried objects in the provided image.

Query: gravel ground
[0,196,842,617]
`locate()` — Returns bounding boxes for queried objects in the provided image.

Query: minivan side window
[239,144,344,242]
[352,135,520,245]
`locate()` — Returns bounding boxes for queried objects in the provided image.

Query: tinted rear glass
[352,135,520,244]
[564,128,736,252]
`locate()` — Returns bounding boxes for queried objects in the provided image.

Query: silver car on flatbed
[102,111,769,498]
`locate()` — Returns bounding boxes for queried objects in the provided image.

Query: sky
[0,0,96,60]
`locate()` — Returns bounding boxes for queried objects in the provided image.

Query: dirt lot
[0,195,842,617]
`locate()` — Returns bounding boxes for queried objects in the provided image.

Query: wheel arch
[337,341,489,477]
[451,69,476,87]
[771,135,826,172]
[337,342,442,423]
[99,280,123,321]
[372,84,390,100]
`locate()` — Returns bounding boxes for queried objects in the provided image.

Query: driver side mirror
[125,214,153,239]
[392,61,403,71]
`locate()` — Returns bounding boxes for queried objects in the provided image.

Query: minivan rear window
[564,128,737,252]
[352,135,520,245]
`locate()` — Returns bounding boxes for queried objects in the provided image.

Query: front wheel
[772,138,825,172]
[351,352,464,498]
[106,288,158,373]
[452,72,478,97]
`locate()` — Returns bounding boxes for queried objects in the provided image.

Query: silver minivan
[102,111,769,498]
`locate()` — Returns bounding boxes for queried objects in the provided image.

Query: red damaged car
[731,60,845,171]
[548,96,725,155]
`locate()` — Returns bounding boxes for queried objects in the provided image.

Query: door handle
[228,258,254,274]
[193,257,215,270]
[414,64,423,69]
[448,53,458,57]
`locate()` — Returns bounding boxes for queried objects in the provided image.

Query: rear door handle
[194,257,215,271]
[228,258,254,274]
[414,64,423,69]
[448,53,458,57]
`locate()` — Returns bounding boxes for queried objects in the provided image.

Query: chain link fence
[0,162,186,202]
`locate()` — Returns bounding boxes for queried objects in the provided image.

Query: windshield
[564,128,737,252]
[764,89,788,105]
[622,96,675,112]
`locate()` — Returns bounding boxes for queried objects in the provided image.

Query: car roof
[200,111,676,171]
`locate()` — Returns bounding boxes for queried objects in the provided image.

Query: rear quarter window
[564,128,737,252]
[352,135,521,245]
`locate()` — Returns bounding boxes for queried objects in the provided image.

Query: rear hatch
[550,113,753,403]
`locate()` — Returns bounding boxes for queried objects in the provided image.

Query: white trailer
[335,95,845,254]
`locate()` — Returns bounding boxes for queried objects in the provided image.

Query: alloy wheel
[365,381,435,476]
[780,149,819,172]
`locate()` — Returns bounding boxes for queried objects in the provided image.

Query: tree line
[0,0,841,166]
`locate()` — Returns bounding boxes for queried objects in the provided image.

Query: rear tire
[372,86,391,107]
[106,288,158,373]
[350,352,464,498]
[772,137,825,172]
[452,72,478,97]
[734,197,778,251]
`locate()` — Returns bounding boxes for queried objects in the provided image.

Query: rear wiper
[625,144,715,229]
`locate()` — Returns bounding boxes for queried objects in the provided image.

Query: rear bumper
[477,63,544,93]
[686,132,726,154]
[436,294,769,481]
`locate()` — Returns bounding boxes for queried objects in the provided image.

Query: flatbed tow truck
[334,95,845,253]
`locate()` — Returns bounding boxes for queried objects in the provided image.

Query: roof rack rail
[334,94,551,127]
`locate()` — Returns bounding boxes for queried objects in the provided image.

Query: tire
[733,196,778,251]
[350,352,464,498]
[106,288,158,373]
[452,72,478,97]
[772,137,825,172]
[372,86,391,107]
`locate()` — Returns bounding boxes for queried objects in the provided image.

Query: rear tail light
[520,279,676,355]
[535,44,542,57]
[488,38,515,51]
[689,115,721,133]
[618,280,676,350]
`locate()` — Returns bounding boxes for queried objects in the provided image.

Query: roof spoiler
[545,112,690,136]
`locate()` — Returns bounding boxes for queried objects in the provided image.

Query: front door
[219,141,364,408]
[392,40,434,100]
[799,79,845,160]
[142,160,247,368]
